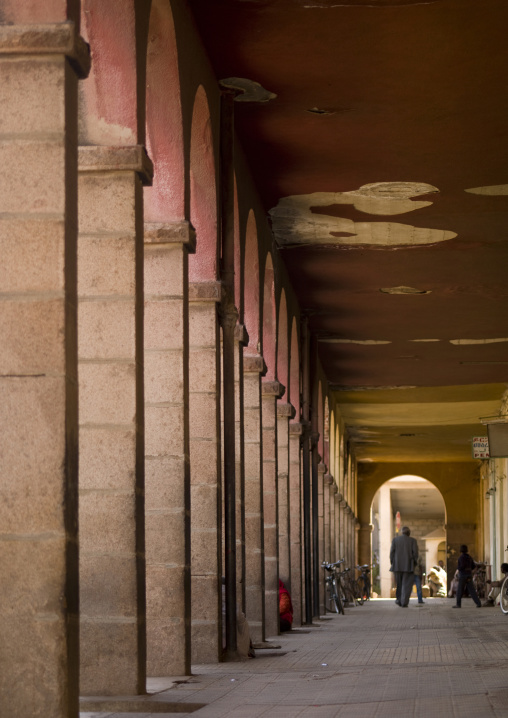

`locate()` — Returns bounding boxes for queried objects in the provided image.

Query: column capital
[289,422,304,436]
[0,21,90,78]
[360,523,374,533]
[310,431,320,448]
[324,473,334,485]
[277,402,296,419]
[189,281,222,303]
[144,222,196,253]
[234,323,249,346]
[243,353,267,375]
[318,461,327,475]
[78,145,154,185]
[336,492,343,502]
[262,379,285,399]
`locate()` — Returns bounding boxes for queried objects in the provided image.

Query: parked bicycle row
[321,560,372,614]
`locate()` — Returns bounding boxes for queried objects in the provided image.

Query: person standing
[390,526,418,607]
[413,554,425,604]
[453,544,481,608]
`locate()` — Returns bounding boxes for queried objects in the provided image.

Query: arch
[144,0,185,221]
[262,253,276,379]
[289,317,300,420]
[189,85,218,281]
[80,0,140,145]
[277,290,288,394]
[244,211,260,353]
[317,381,324,460]
[324,397,330,468]
[369,473,447,598]
[234,176,241,316]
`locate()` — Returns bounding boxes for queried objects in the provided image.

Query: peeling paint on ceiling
[465,184,508,195]
[302,0,443,6]
[270,185,456,248]
[450,338,508,345]
[380,286,430,294]
[219,77,277,103]
[319,338,391,344]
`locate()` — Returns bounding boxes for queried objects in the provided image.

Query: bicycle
[356,564,371,601]
[472,562,488,599]
[321,560,345,615]
[339,566,364,606]
[501,574,508,615]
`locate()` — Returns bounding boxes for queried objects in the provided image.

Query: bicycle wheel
[500,575,508,615]
[333,580,345,615]
[326,582,339,613]
[352,579,364,605]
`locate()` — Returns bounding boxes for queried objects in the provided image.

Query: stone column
[289,423,303,626]
[243,354,266,643]
[78,145,152,696]
[189,281,222,663]
[317,462,326,614]
[0,21,89,717]
[277,402,294,585]
[323,473,333,564]
[262,379,284,637]
[144,222,195,676]
[235,324,249,612]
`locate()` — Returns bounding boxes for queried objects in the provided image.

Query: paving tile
[80,599,508,718]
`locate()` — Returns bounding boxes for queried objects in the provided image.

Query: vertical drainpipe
[301,317,313,623]
[220,87,239,658]
[310,335,320,617]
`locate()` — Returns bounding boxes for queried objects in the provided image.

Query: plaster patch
[219,77,276,103]
[319,339,391,345]
[80,115,136,147]
[450,338,508,345]
[270,186,456,248]
[465,185,508,195]
[380,286,430,295]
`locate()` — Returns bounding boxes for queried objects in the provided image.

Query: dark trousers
[395,571,414,606]
[413,574,423,602]
[456,574,481,607]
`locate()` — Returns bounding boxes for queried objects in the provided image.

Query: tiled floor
[81,598,508,718]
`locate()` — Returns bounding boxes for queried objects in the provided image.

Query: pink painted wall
[144,0,185,221]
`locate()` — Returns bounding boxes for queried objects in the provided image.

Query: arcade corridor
[1,0,508,716]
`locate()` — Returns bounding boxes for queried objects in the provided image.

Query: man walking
[390,526,418,607]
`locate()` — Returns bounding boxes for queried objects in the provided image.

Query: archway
[370,474,447,598]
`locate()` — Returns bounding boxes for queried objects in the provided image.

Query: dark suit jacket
[390,534,418,572]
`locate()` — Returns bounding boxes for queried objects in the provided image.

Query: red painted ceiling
[189,0,508,461]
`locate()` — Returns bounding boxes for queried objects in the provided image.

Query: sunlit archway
[371,474,446,598]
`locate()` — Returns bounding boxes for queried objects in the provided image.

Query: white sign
[472,436,489,459]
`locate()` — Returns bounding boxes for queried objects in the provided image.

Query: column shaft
[0,22,89,717]
[262,380,283,637]
[243,355,266,642]
[277,403,294,587]
[78,145,152,695]
[189,282,221,663]
[289,423,303,626]
[144,222,195,676]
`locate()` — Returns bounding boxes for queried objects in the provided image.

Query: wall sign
[472,436,489,459]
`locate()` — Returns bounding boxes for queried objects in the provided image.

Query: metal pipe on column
[301,316,313,624]
[220,87,239,658]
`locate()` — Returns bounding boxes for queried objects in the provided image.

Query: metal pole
[301,317,313,624]
[220,88,238,658]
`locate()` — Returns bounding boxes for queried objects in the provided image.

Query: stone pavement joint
[81,599,508,718]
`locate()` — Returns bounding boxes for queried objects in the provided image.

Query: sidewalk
[81,597,508,718]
